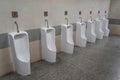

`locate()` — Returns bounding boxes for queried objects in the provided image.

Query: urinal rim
[41,27,55,30]
[9,31,30,63]
[95,18,101,22]
[87,20,95,24]
[61,24,73,27]
[76,22,86,26]
[9,31,28,37]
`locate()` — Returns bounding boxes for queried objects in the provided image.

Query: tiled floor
[1,36,120,80]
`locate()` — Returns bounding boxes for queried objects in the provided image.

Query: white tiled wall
[0,0,110,34]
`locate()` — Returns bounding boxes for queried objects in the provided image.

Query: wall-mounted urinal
[75,18,87,47]
[61,23,74,54]
[95,18,104,39]
[41,19,56,63]
[86,19,96,43]
[102,18,110,37]
[9,30,31,76]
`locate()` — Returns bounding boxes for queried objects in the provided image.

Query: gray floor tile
[1,36,120,80]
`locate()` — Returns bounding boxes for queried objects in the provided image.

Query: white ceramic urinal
[95,18,104,39]
[8,31,31,76]
[41,27,56,63]
[102,18,110,37]
[75,22,87,47]
[61,24,74,54]
[86,20,96,43]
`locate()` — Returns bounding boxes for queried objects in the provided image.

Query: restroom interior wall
[109,0,120,35]
[109,0,120,19]
[0,0,110,76]
[0,0,110,34]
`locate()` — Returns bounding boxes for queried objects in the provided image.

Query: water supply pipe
[14,21,19,33]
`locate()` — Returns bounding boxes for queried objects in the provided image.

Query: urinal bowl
[75,22,87,47]
[102,19,110,37]
[86,21,96,43]
[104,29,110,37]
[76,37,87,47]
[61,24,74,54]
[95,19,104,39]
[15,59,31,75]
[65,43,74,54]
[41,27,56,63]
[8,31,31,76]
[45,50,56,63]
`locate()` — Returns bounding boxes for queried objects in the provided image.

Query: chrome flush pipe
[14,21,19,33]
[45,19,49,28]
[65,17,68,25]
[90,16,92,21]
[105,14,107,19]
[79,17,82,23]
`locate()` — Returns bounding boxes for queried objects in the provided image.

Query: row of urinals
[8,17,109,76]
